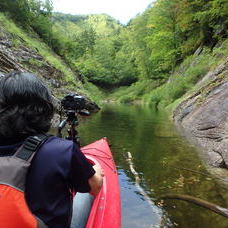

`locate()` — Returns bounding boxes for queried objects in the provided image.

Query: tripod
[57,110,80,146]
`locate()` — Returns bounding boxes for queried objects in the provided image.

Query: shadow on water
[58,104,228,228]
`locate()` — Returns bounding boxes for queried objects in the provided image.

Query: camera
[61,93,86,112]
[58,93,90,144]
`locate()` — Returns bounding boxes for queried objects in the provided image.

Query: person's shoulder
[46,136,74,145]
[41,136,76,155]
[35,136,78,171]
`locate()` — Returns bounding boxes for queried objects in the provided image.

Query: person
[0,71,103,227]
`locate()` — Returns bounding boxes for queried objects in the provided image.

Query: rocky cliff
[0,26,66,86]
[0,24,99,115]
[174,57,228,179]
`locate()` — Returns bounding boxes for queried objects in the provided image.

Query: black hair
[0,72,54,142]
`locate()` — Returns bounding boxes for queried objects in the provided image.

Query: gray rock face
[0,31,64,87]
[0,71,5,78]
[174,58,228,169]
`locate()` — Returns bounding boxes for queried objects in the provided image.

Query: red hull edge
[81,138,121,228]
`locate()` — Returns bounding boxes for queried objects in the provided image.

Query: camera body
[61,93,86,112]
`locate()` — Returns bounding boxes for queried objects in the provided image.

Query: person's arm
[88,164,104,196]
[69,143,104,194]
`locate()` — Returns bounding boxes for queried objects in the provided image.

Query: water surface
[69,104,228,227]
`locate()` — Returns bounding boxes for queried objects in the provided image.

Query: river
[63,104,228,228]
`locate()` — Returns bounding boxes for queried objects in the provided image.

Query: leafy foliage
[52,13,138,88]
[1,0,227,101]
[0,0,52,34]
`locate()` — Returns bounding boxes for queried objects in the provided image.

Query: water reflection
[119,169,164,228]
[57,104,228,228]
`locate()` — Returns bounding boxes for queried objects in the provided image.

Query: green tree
[0,0,31,26]
[130,10,153,80]
[145,0,182,77]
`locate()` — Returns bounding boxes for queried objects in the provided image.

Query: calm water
[60,104,228,228]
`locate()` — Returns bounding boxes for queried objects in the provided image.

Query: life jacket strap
[15,134,49,162]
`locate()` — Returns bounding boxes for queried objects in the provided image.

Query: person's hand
[93,164,104,177]
[88,163,104,196]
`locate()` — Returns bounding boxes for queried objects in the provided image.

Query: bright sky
[52,0,153,24]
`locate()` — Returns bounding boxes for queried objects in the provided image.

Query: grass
[109,79,161,103]
[82,81,106,105]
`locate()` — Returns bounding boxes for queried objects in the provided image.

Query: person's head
[0,72,54,141]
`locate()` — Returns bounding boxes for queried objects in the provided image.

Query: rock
[198,57,228,86]
[216,139,228,167]
[0,71,5,78]
[49,78,61,88]
[174,58,228,170]
[85,100,100,113]
[208,151,225,168]
[0,46,26,72]
[0,40,12,48]
[51,95,61,111]
[51,113,61,128]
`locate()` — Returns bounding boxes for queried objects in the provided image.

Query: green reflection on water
[55,104,228,228]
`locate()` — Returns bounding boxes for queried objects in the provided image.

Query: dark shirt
[0,136,95,228]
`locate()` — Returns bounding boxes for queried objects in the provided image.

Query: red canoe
[81,138,121,228]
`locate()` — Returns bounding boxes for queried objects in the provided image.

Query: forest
[0,0,227,106]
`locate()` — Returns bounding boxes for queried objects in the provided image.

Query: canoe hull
[81,138,121,228]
